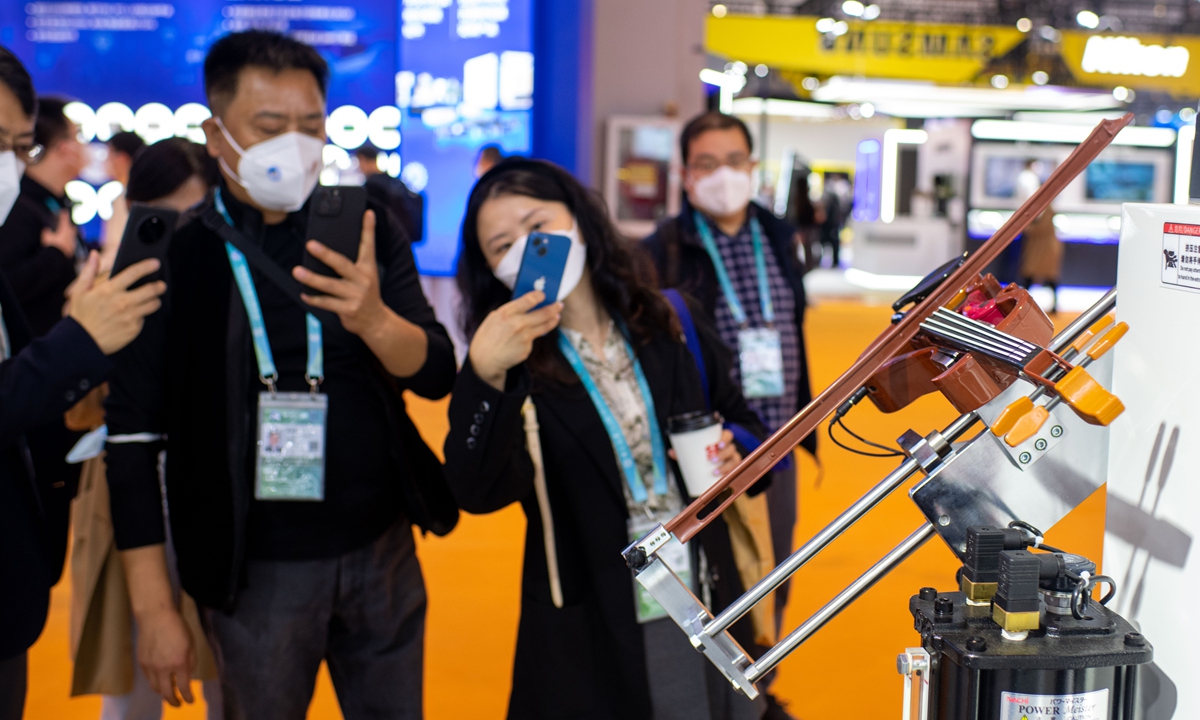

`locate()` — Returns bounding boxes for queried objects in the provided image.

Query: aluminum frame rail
[626,290,1117,698]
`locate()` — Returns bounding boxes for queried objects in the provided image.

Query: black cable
[1070,574,1118,619]
[837,416,904,457]
[1092,575,1117,606]
[825,385,905,458]
[1007,520,1064,553]
[827,417,901,458]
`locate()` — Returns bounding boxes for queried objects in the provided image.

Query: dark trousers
[0,653,25,720]
[766,463,797,634]
[202,519,426,720]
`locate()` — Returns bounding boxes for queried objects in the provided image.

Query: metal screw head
[966,636,987,652]
[938,514,951,526]
[919,587,938,601]
[1019,451,1032,464]
[934,597,954,616]
[1050,425,1064,438]
[1035,438,1048,451]
[1125,632,1146,647]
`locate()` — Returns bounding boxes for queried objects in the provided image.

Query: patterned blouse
[560,321,682,519]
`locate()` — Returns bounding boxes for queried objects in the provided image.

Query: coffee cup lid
[667,411,722,434]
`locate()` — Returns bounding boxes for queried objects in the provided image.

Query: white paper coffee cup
[667,411,724,498]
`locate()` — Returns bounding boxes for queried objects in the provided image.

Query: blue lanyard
[556,328,669,503]
[215,189,323,391]
[693,210,775,327]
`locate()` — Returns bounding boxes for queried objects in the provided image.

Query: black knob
[933,597,954,620]
[919,587,938,601]
[625,547,647,571]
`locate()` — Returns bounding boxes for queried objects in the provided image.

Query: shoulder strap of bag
[522,397,563,609]
[659,217,682,288]
[663,288,789,469]
[663,288,710,409]
[199,205,337,327]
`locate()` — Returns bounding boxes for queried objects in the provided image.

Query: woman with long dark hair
[445,158,768,720]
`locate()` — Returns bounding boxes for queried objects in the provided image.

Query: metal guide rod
[704,414,975,637]
[703,289,1117,639]
[930,311,1039,352]
[745,524,938,684]
[664,115,1132,544]
[1048,288,1116,353]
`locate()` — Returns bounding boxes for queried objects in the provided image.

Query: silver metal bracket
[897,429,953,473]
[625,526,760,699]
[899,647,931,720]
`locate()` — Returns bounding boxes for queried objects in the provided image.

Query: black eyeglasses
[0,139,45,165]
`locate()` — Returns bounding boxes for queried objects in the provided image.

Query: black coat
[0,176,78,337]
[641,199,816,453]
[104,188,456,612]
[0,272,111,659]
[444,329,766,720]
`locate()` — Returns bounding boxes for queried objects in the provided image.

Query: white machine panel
[1107,203,1200,718]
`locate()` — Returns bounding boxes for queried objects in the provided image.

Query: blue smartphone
[511,231,572,309]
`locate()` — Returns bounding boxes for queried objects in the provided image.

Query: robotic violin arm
[623,113,1154,711]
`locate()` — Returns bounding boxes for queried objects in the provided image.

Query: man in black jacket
[355,142,423,244]
[105,31,456,719]
[0,96,86,337]
[642,111,815,646]
[0,44,167,720]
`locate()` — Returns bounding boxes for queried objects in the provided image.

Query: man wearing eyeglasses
[642,112,814,719]
[0,46,166,720]
[0,95,86,338]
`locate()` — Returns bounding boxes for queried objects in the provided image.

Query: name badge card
[256,392,328,501]
[738,327,785,399]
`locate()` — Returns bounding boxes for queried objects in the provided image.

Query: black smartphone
[111,204,178,288]
[303,185,367,280]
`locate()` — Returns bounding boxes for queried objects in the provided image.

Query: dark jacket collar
[215,178,310,242]
[19,175,65,211]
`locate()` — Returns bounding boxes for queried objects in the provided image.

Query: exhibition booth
[4,2,1200,718]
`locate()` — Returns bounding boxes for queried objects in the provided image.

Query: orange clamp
[1069,313,1115,355]
[1086,322,1129,361]
[992,397,1033,437]
[1054,366,1125,426]
[1004,405,1050,447]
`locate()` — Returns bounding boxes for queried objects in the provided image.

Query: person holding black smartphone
[447,158,769,720]
[68,136,224,720]
[104,31,456,719]
[0,45,167,720]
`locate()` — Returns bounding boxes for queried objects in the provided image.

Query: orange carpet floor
[24,300,1106,719]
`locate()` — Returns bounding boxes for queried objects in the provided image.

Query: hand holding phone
[111,204,179,287]
[303,186,367,280]
[511,232,572,309]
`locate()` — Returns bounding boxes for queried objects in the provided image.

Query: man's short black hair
[204,30,329,111]
[0,45,37,118]
[354,142,379,160]
[477,144,504,165]
[679,111,754,165]
[34,96,71,150]
[108,130,145,160]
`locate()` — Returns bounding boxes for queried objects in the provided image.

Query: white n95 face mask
[493,221,587,302]
[215,117,324,213]
[691,165,753,217]
[0,151,26,226]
